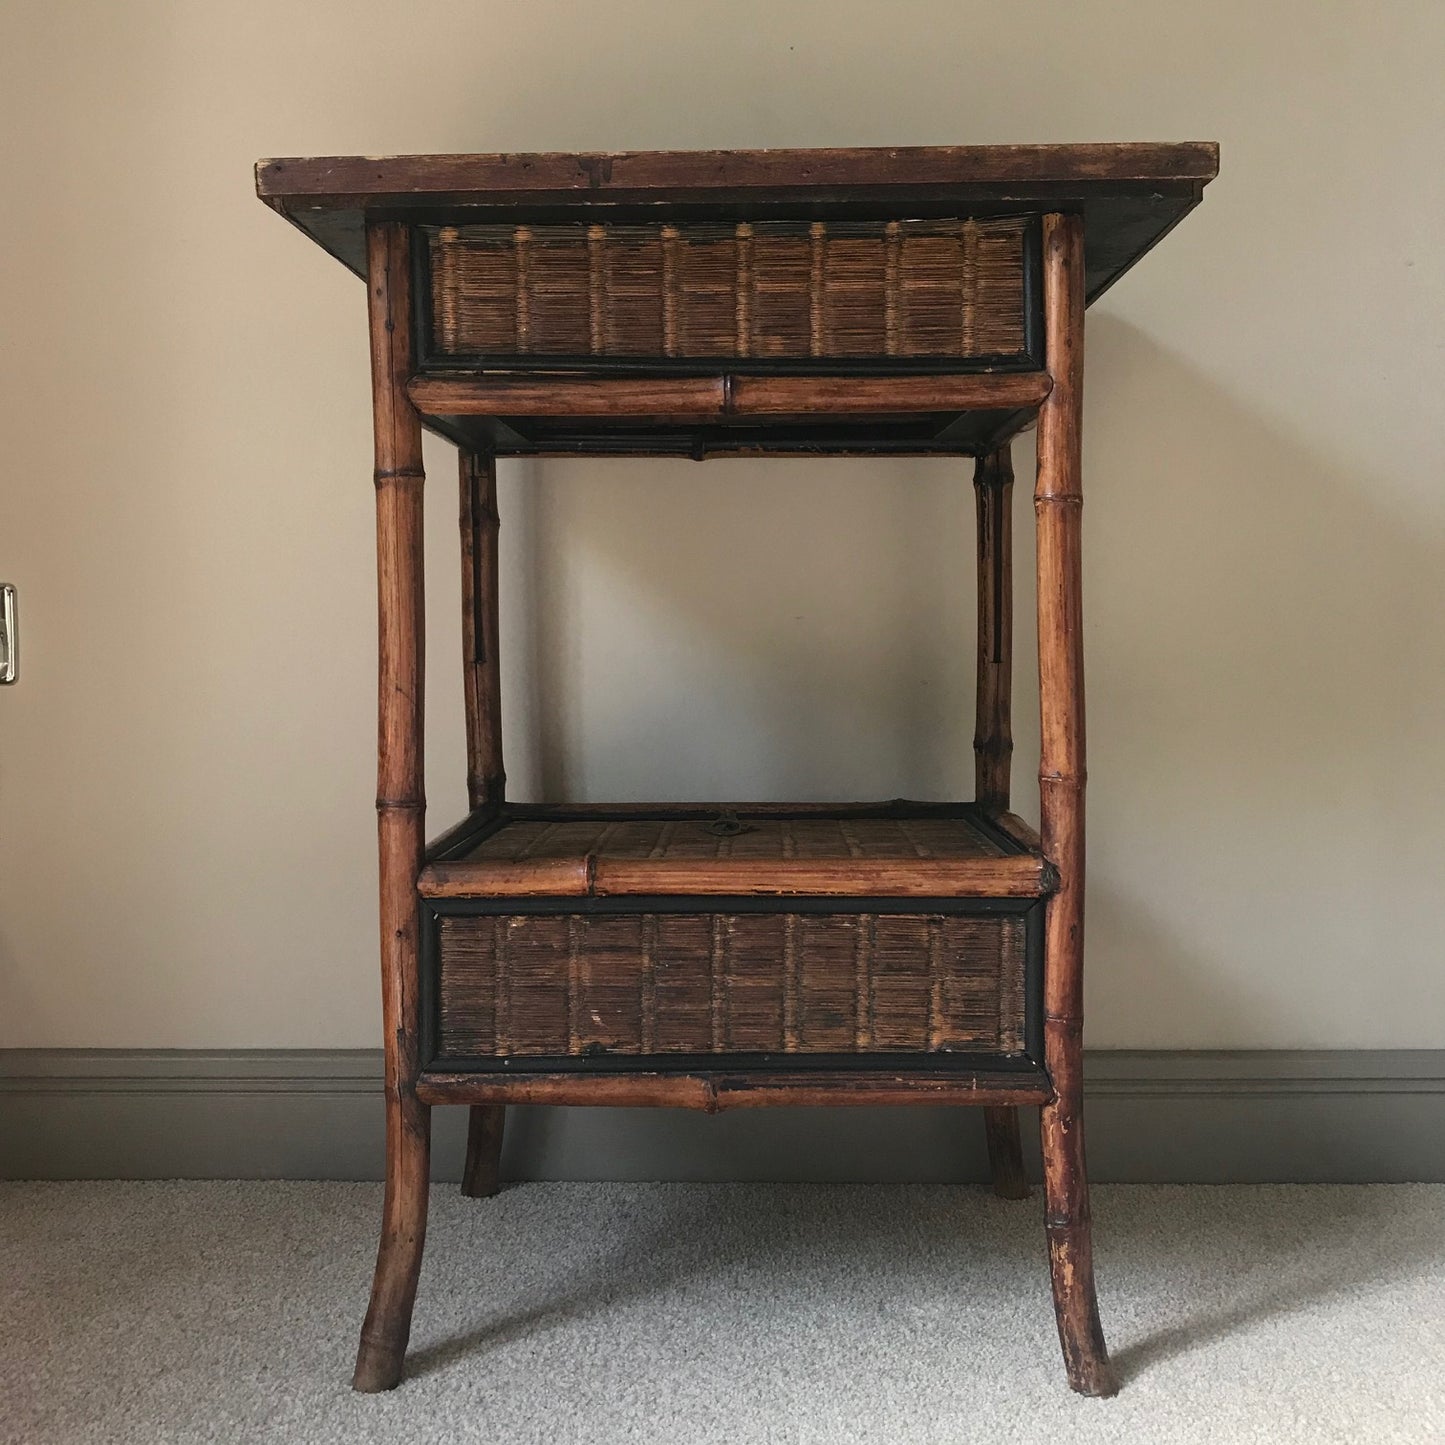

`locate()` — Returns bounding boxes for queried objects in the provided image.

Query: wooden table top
[257,143,1217,304]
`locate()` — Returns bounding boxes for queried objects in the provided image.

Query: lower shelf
[421,800,1053,900]
[418,802,1048,1080]
[414,1066,1054,1111]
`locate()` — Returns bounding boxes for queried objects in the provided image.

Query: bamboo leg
[973,445,1030,1200]
[1035,210,1115,1397]
[460,1103,506,1199]
[353,221,432,1395]
[982,1102,1030,1201]
[459,449,504,813]
[458,448,508,1195]
[973,446,1014,814]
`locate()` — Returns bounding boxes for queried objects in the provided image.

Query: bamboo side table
[257,144,1218,1398]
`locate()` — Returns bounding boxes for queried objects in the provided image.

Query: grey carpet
[1,1182,1442,1444]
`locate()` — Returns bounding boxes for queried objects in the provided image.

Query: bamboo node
[972,730,1013,752]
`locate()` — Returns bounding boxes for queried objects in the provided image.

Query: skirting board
[1,1050,1441,1184]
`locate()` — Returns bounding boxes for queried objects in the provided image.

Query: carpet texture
[1,1182,1442,1443]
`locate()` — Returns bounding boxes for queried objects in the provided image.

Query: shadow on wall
[500,313,1444,1050]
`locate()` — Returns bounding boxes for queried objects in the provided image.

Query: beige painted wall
[2,0,1442,1050]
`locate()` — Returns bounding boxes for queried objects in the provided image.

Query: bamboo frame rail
[419,850,1052,900]
[412,375,725,417]
[416,1069,1053,1111]
[727,373,1052,415]
[407,371,1051,419]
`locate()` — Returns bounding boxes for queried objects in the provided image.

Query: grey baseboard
[1,1049,1441,1184]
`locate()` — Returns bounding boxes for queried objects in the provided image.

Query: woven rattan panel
[465,815,1010,866]
[435,911,1026,1060]
[427,218,1030,364]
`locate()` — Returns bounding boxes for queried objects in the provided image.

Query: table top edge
[255,142,1220,203]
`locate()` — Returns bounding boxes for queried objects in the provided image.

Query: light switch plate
[1,584,16,683]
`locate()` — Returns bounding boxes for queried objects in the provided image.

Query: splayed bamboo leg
[353,1085,430,1392]
[458,447,508,1195]
[1035,210,1115,1397]
[353,220,431,1394]
[973,444,1030,1200]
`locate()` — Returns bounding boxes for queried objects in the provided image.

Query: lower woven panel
[427,907,1035,1065]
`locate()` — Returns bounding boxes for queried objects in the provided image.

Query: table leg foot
[352,1092,430,1392]
[1045,1225,1118,1396]
[983,1105,1031,1199]
[461,1104,505,1199]
[353,1333,407,1393]
[1041,1098,1117,1396]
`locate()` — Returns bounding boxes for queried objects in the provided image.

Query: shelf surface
[420,801,1052,900]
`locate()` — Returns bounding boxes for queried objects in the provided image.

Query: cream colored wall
[2,0,1442,1050]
